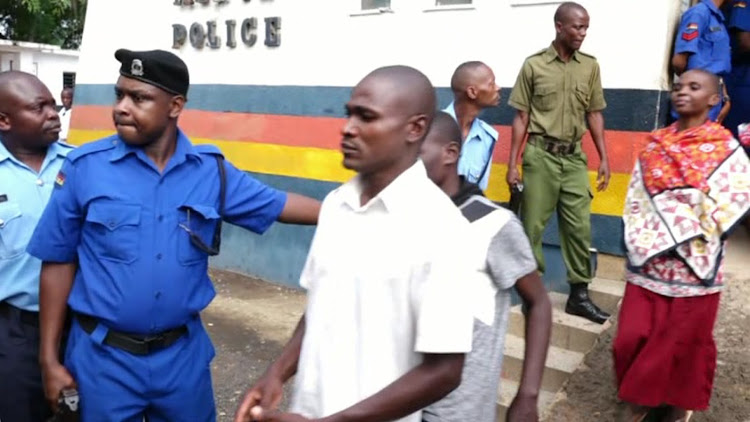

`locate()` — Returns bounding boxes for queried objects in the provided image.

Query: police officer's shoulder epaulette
[56,140,75,149]
[65,135,119,163]
[527,48,548,59]
[193,144,225,157]
[576,50,598,61]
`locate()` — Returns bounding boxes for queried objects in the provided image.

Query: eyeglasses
[179,208,223,256]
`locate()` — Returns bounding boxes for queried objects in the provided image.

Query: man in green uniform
[507,1,611,324]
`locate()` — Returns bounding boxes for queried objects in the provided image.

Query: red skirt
[613,283,720,410]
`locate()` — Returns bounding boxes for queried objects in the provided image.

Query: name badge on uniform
[709,26,723,32]
[0,194,7,203]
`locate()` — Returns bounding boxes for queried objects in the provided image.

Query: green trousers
[520,139,592,284]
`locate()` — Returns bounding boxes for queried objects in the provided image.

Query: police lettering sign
[172,0,281,50]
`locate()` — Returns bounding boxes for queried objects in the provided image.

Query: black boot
[565,283,610,324]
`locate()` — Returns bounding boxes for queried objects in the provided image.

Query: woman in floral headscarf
[614,69,750,422]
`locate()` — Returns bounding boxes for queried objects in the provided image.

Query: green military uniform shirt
[508,43,607,143]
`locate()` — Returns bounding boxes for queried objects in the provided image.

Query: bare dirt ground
[545,228,750,422]
[203,269,306,421]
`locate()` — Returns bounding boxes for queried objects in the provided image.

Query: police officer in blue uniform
[672,0,732,122]
[724,0,750,141]
[27,49,320,421]
[0,71,72,422]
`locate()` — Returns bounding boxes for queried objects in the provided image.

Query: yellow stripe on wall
[68,129,628,217]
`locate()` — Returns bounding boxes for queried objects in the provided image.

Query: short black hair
[427,111,462,152]
[450,61,488,93]
[554,2,587,24]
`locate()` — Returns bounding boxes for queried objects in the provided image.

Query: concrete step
[595,253,626,282]
[496,378,557,422]
[501,334,584,392]
[508,292,611,354]
[589,277,626,315]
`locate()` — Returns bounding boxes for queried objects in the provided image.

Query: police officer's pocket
[0,202,24,259]
[85,202,141,263]
[706,30,730,62]
[532,85,557,112]
[177,203,220,265]
[575,83,591,109]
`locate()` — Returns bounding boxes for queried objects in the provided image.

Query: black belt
[0,301,39,327]
[529,135,577,156]
[76,314,187,356]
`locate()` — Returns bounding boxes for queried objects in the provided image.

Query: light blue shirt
[443,102,499,190]
[0,139,72,311]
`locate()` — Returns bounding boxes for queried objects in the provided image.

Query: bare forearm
[323,354,464,422]
[586,111,608,163]
[266,315,306,382]
[278,193,321,225]
[509,111,530,167]
[39,262,76,366]
[515,272,552,397]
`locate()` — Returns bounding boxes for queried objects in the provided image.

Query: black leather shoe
[565,283,610,324]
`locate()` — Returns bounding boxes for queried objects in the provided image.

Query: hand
[506,166,521,187]
[506,393,539,422]
[596,160,610,192]
[234,373,285,422]
[41,361,76,412]
[251,409,313,422]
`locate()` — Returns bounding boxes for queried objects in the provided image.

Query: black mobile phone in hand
[47,388,80,422]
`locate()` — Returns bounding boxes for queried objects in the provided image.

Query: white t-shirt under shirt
[290,161,475,422]
[59,107,72,141]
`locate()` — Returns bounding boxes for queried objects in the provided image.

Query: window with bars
[361,0,390,10]
[63,72,76,88]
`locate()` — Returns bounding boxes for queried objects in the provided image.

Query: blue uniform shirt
[443,102,498,190]
[674,0,732,76]
[0,140,72,311]
[27,130,287,333]
[725,1,750,136]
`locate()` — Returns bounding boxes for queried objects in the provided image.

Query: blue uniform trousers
[725,64,750,144]
[0,302,52,422]
[65,315,216,421]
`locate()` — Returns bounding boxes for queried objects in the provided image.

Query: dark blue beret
[114,49,189,97]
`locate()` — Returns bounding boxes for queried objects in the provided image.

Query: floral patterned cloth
[623,121,750,297]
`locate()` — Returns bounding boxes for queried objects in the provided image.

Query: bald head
[683,69,720,95]
[361,65,437,121]
[554,2,588,24]
[427,112,462,150]
[450,61,488,93]
[0,71,46,112]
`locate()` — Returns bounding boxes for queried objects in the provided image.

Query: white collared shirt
[290,160,474,422]
[59,107,72,141]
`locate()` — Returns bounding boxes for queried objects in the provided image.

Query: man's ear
[708,92,720,108]
[467,85,478,100]
[0,111,10,132]
[169,96,186,119]
[444,141,460,166]
[406,114,429,145]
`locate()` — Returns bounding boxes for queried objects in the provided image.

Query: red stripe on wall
[72,105,650,174]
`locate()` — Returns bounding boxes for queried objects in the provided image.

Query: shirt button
[108,221,116,228]
[0,219,4,227]
[156,253,163,260]
[155,291,161,299]
[36,179,44,186]
[158,215,164,222]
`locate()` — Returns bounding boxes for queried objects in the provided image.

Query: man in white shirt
[58,87,73,142]
[234,66,474,422]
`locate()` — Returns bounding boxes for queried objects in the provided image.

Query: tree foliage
[0,0,87,49]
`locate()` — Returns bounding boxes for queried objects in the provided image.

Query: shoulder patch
[459,195,501,223]
[66,135,119,162]
[576,50,597,60]
[193,144,224,157]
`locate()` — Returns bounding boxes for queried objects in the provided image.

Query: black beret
[114,49,189,97]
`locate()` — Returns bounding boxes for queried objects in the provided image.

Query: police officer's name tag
[0,194,7,203]
[709,26,723,32]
